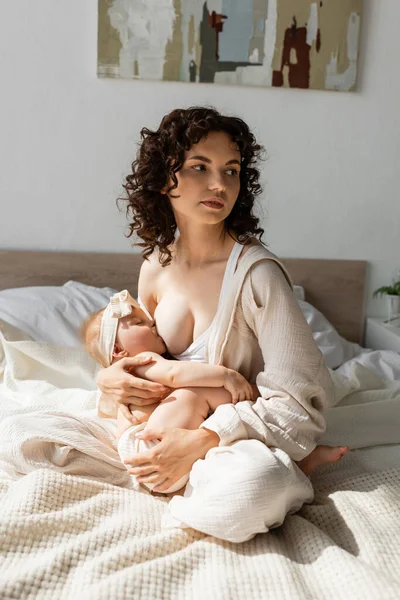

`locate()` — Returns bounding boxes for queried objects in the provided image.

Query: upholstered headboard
[0,251,367,343]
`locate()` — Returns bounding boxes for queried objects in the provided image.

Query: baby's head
[81,290,166,367]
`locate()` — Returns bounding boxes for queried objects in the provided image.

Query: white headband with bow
[99,290,140,366]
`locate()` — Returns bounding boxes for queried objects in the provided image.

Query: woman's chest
[154,264,227,355]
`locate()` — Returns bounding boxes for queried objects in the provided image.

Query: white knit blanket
[1,321,400,600]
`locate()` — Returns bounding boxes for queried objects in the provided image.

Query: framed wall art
[98,0,363,92]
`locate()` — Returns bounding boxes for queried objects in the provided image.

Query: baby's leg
[117,409,133,441]
[118,387,232,495]
[146,386,232,431]
[116,402,158,441]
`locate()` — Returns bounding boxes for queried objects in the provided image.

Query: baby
[82,290,349,494]
[82,290,256,493]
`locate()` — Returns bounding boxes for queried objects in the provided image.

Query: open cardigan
[201,242,334,461]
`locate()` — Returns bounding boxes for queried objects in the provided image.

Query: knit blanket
[1,321,400,600]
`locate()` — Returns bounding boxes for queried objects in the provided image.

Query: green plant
[373,280,400,298]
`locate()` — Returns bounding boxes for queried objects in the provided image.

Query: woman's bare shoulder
[140,250,163,277]
[140,242,177,275]
[138,252,164,312]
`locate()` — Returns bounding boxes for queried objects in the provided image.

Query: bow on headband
[99,290,140,367]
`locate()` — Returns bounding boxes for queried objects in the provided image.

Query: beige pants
[117,420,315,543]
[163,439,314,543]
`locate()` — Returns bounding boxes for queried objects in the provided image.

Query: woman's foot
[297,445,349,475]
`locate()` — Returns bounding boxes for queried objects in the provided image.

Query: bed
[0,250,366,343]
[1,250,400,600]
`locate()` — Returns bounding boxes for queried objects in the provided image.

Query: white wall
[0,1,399,317]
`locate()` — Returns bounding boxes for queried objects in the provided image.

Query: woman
[97,107,340,543]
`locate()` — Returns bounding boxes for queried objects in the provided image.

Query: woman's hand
[123,427,220,492]
[223,369,253,404]
[96,357,170,422]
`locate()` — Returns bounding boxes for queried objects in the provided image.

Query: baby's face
[115,306,166,357]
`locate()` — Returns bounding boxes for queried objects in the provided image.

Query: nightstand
[365,317,400,352]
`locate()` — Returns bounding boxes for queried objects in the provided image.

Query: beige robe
[202,242,334,461]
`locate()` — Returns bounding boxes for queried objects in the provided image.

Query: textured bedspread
[1,321,400,600]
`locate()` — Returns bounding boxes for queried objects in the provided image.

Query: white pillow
[0,281,117,346]
[297,299,361,368]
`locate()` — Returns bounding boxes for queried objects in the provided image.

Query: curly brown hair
[119,106,265,266]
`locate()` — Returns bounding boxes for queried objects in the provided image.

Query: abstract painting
[98,0,363,92]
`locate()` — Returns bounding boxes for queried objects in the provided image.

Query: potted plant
[373,279,400,323]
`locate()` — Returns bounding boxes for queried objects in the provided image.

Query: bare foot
[297,445,349,475]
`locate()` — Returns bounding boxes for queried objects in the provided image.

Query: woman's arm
[198,260,334,461]
[134,353,253,403]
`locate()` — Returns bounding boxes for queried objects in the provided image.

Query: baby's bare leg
[116,403,159,441]
[147,386,232,431]
[118,390,223,495]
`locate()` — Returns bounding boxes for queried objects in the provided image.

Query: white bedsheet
[1,320,400,599]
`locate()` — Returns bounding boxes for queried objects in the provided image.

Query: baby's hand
[223,369,253,404]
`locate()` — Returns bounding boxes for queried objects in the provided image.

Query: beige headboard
[0,251,367,343]
[282,258,367,344]
[0,251,143,297]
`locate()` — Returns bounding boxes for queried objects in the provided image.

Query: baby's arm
[134,352,253,403]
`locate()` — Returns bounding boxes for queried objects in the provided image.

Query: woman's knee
[182,441,314,540]
[220,441,313,501]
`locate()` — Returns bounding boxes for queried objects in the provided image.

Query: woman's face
[114,307,166,357]
[167,131,241,227]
